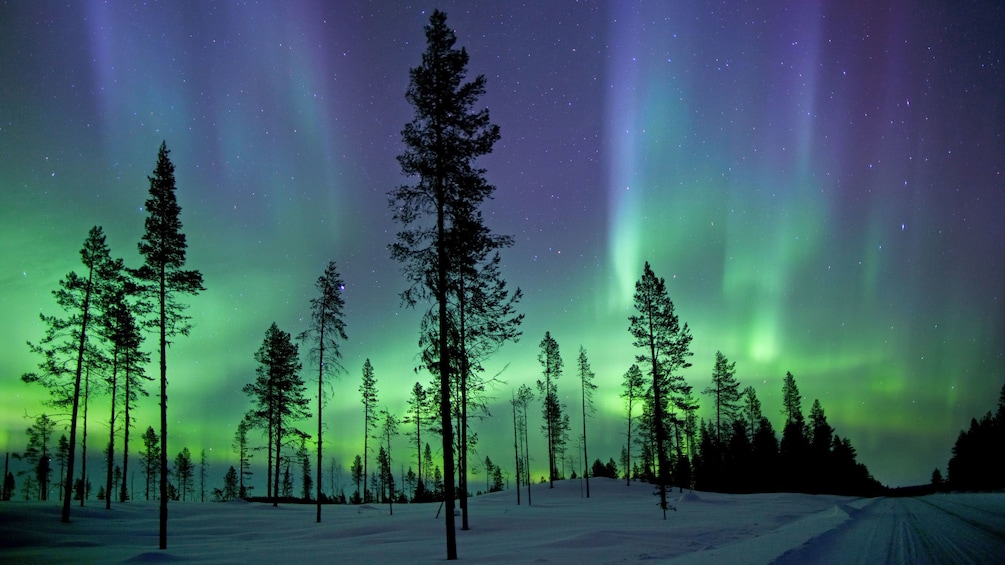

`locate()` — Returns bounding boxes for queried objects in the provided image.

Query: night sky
[2,1,1002,489]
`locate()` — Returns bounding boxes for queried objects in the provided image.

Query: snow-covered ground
[1,478,1002,563]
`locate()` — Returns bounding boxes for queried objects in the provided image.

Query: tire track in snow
[771,495,1005,564]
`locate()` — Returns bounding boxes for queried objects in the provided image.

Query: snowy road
[773,495,1005,564]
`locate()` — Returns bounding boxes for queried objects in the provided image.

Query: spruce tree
[222,466,239,501]
[140,426,160,500]
[17,414,56,501]
[173,447,193,501]
[628,262,693,519]
[390,10,504,558]
[779,372,808,491]
[298,261,348,521]
[233,417,253,499]
[112,284,150,503]
[742,386,762,441]
[621,364,645,486]
[514,385,534,505]
[702,351,740,444]
[133,142,204,548]
[577,347,597,497]
[536,332,564,487]
[380,409,399,514]
[243,323,308,507]
[358,359,378,503]
[404,382,429,501]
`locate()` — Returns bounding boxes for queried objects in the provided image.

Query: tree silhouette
[621,364,645,487]
[222,466,238,501]
[380,409,399,514]
[358,358,378,503]
[350,454,363,503]
[22,226,119,522]
[109,283,150,503]
[233,417,253,499]
[140,426,159,500]
[243,323,308,507]
[629,262,693,519]
[173,447,193,501]
[17,413,56,501]
[779,372,808,491]
[741,386,762,441]
[577,346,597,497]
[404,382,430,501]
[513,384,534,505]
[808,399,834,492]
[55,435,69,501]
[98,272,147,508]
[298,261,347,521]
[390,10,503,558]
[132,142,204,548]
[702,351,740,444]
[536,332,565,487]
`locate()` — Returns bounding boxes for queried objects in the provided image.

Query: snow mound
[678,492,702,503]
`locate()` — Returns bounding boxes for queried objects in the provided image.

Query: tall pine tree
[577,346,597,497]
[359,359,378,503]
[133,142,204,548]
[298,261,347,521]
[629,262,693,519]
[536,332,564,487]
[389,10,504,558]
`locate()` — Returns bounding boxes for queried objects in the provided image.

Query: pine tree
[514,384,534,505]
[628,262,693,519]
[380,409,399,514]
[281,458,294,498]
[779,372,808,491]
[350,454,363,503]
[621,364,645,487]
[536,332,564,487]
[510,391,522,505]
[199,449,208,502]
[112,282,150,504]
[173,448,194,501]
[404,382,429,501]
[390,10,505,558]
[359,359,378,503]
[298,261,347,521]
[233,417,253,498]
[222,466,238,501]
[577,347,597,497]
[56,435,69,501]
[808,399,834,492]
[702,351,741,444]
[140,426,160,500]
[243,324,308,506]
[133,142,204,548]
[742,386,762,441]
[17,414,56,501]
[22,226,119,521]
[297,436,313,501]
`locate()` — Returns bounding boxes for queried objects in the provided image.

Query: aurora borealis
[1,1,1002,489]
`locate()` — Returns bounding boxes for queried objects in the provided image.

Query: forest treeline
[939,383,1005,491]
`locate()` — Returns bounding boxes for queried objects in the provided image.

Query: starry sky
[2,1,1002,489]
